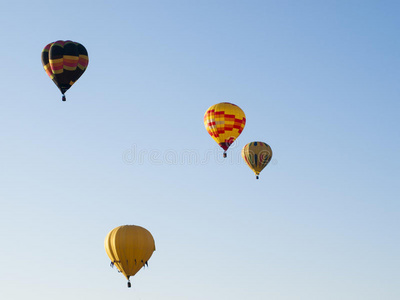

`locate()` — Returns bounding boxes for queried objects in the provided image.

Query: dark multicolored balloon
[41,40,89,101]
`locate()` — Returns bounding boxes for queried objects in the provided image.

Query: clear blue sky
[0,0,399,299]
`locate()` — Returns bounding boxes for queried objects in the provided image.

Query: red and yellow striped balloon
[41,40,89,101]
[204,102,246,157]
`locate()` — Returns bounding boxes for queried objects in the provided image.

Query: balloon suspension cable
[256,175,259,180]
[62,94,66,101]
[223,151,227,158]
[127,280,131,288]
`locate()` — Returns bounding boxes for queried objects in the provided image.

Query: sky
[0,0,399,299]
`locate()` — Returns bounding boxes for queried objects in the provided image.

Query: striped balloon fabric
[42,40,89,101]
[242,141,272,179]
[204,102,246,157]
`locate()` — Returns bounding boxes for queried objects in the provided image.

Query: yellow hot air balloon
[105,225,156,288]
[242,141,273,179]
[204,102,246,157]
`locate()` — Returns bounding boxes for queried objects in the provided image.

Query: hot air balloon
[242,141,272,179]
[204,102,246,157]
[41,40,89,101]
[105,225,156,288]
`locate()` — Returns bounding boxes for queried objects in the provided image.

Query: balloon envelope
[204,102,246,156]
[41,40,89,100]
[105,225,155,281]
[242,141,272,179]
